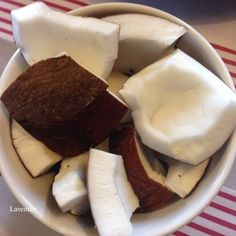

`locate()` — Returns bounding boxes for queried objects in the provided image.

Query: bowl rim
[0,2,235,236]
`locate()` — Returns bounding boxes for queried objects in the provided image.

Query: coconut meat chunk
[103,13,186,74]
[53,140,109,215]
[88,149,138,236]
[120,49,236,165]
[52,153,90,214]
[52,168,88,213]
[11,2,119,79]
[165,158,209,198]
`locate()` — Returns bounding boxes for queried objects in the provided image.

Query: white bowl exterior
[0,3,235,236]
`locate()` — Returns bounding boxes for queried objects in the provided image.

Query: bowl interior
[0,3,235,236]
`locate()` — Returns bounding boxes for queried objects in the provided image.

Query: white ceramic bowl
[0,3,235,236]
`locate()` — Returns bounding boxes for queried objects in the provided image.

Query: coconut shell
[1,56,128,157]
[1,55,108,128]
[24,91,128,157]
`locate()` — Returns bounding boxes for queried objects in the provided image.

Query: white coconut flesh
[53,169,88,213]
[103,13,186,74]
[120,49,236,165]
[11,119,62,177]
[165,159,209,198]
[11,2,119,79]
[107,70,132,122]
[53,154,89,214]
[52,140,108,215]
[88,149,139,236]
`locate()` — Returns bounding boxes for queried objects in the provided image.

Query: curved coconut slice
[103,13,186,74]
[12,2,119,79]
[120,49,236,165]
[88,149,138,236]
[107,70,132,122]
[155,151,209,197]
[165,159,209,198]
[109,123,172,212]
[11,119,62,177]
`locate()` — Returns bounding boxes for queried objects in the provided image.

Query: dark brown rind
[22,91,128,157]
[109,123,173,212]
[1,55,108,128]
[1,56,128,157]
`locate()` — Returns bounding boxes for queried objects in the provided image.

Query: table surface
[0,0,236,235]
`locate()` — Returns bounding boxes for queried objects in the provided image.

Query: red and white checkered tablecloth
[0,1,235,235]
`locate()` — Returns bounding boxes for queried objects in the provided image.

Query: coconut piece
[52,152,89,214]
[1,56,127,157]
[107,70,132,122]
[120,49,236,165]
[52,168,88,213]
[109,123,172,212]
[52,139,108,215]
[1,55,108,128]
[165,159,209,198]
[88,149,138,236]
[11,119,62,177]
[11,2,119,79]
[103,13,186,74]
[24,90,128,157]
[154,151,209,198]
